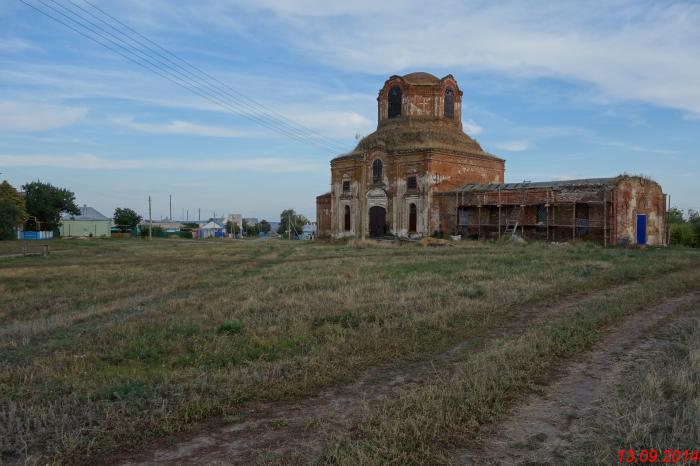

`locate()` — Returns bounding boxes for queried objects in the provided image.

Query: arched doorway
[409,203,417,233]
[369,206,386,238]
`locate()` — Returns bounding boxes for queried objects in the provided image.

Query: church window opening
[458,207,470,226]
[409,203,417,232]
[388,86,402,118]
[372,159,383,184]
[344,205,351,231]
[407,175,417,190]
[342,179,350,192]
[444,88,455,119]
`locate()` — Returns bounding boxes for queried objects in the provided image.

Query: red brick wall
[315,194,332,238]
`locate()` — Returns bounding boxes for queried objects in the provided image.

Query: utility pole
[287,210,291,240]
[186,209,189,221]
[169,194,172,220]
[148,195,153,241]
[198,208,201,223]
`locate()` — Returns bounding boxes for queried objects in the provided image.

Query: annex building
[316,72,667,246]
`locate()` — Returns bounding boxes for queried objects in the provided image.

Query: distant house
[60,205,111,237]
[138,220,184,231]
[243,217,259,226]
[198,221,225,239]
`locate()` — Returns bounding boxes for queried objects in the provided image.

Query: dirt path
[114,282,651,466]
[455,292,700,466]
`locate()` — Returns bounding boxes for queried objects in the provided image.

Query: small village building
[198,221,225,239]
[316,72,667,246]
[60,205,111,238]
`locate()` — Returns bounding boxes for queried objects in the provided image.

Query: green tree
[259,219,271,234]
[0,203,23,240]
[0,181,28,240]
[113,207,142,232]
[0,181,27,220]
[668,207,685,224]
[22,181,79,231]
[277,209,307,239]
[244,221,259,237]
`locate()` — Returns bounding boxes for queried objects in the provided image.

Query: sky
[1,0,698,222]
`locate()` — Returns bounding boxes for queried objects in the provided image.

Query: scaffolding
[451,181,614,246]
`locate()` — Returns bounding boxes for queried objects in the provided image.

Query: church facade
[316,72,667,246]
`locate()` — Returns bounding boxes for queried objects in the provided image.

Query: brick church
[316,72,667,246]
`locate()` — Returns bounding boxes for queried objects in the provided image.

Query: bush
[670,223,697,247]
[139,226,165,237]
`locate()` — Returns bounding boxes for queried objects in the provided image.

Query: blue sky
[1,0,698,221]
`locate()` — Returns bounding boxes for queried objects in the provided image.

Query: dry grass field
[0,238,699,465]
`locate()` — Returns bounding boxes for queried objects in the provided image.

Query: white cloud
[462,119,483,136]
[0,38,36,53]
[0,153,325,173]
[110,117,241,138]
[230,0,700,115]
[0,101,87,132]
[290,110,374,138]
[0,154,145,170]
[493,140,531,152]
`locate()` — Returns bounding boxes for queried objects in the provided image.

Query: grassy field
[1,238,699,465]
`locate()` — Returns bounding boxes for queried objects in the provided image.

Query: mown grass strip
[569,308,700,466]
[314,269,700,465]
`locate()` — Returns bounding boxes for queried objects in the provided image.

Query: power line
[78,0,349,152]
[33,0,343,152]
[60,0,347,152]
[21,0,351,154]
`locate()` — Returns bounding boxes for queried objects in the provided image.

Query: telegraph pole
[148,196,153,241]
[169,194,172,220]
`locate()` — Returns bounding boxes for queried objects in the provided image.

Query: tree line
[668,207,700,247]
[0,180,79,240]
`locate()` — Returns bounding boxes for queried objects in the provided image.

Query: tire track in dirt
[113,279,654,466]
[454,292,700,466]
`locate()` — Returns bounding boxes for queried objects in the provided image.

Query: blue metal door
[636,214,647,245]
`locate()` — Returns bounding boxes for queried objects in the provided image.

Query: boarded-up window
[344,205,351,231]
[372,159,383,184]
[407,175,417,190]
[458,207,470,226]
[444,88,455,119]
[388,86,402,119]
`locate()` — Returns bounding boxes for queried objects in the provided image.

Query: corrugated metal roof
[62,205,109,221]
[457,177,617,192]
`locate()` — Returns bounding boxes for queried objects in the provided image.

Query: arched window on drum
[444,88,455,119]
[388,86,402,119]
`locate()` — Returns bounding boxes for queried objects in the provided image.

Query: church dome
[401,72,440,85]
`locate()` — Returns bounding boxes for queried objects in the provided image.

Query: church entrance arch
[369,206,386,238]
